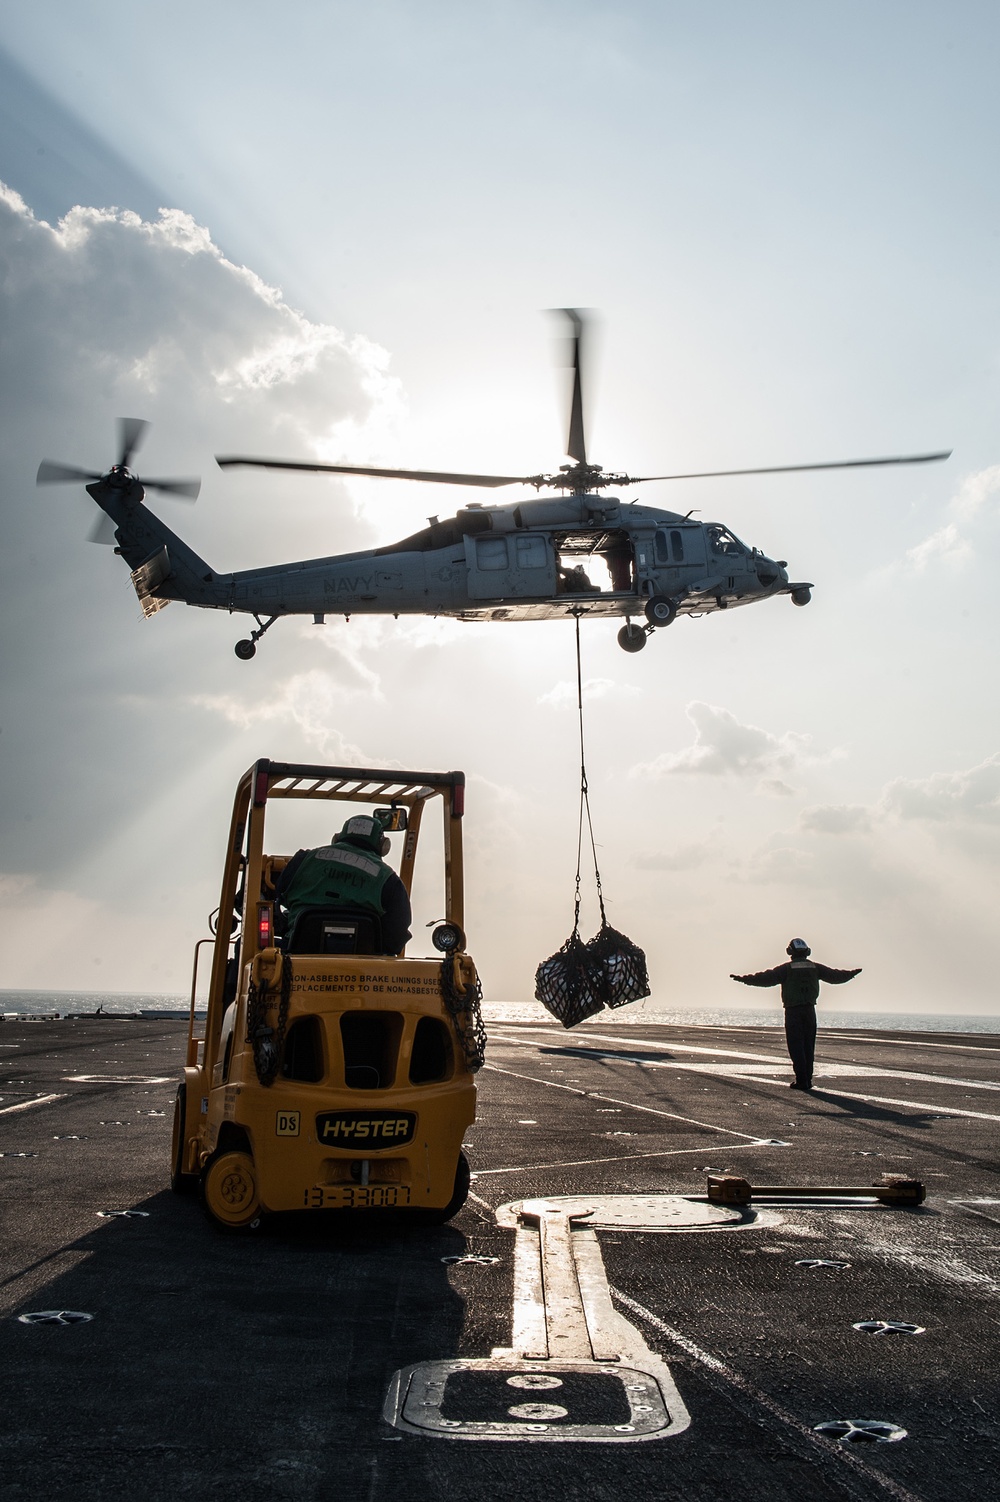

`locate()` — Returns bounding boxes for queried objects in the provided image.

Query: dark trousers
[784,1005,817,1084]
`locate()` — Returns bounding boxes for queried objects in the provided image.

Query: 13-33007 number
[303,1185,411,1209]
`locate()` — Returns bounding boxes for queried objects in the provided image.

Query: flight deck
[1,1014,997,1501]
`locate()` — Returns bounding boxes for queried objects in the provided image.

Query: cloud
[758,778,796,799]
[878,464,1000,579]
[190,670,378,758]
[539,676,642,709]
[902,522,972,574]
[0,183,403,907]
[949,464,1000,522]
[882,754,1000,824]
[800,803,872,835]
[629,701,818,784]
[0,184,397,452]
[635,843,709,871]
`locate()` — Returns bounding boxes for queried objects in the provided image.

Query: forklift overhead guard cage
[175,758,478,1230]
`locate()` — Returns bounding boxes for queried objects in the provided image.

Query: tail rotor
[37,419,201,543]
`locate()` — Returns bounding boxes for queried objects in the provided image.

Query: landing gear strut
[234,614,277,661]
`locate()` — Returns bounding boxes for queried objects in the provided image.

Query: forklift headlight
[431,922,465,954]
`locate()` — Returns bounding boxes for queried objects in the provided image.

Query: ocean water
[2,989,998,1035]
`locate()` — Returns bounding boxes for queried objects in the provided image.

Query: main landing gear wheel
[617,623,647,653]
[644,595,677,627]
[170,1083,198,1196]
[202,1150,263,1232]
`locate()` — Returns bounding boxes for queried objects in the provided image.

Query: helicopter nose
[755,555,786,588]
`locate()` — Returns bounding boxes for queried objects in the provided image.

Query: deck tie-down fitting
[707,1172,926,1206]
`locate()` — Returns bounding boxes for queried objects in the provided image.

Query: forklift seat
[284,906,383,956]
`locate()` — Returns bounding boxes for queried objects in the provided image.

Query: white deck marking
[0,1093,66,1116]
[613,1289,926,1502]
[484,1062,768,1142]
[491,1028,1000,1091]
[817,1032,1000,1055]
[472,1140,785,1178]
[62,1074,172,1084]
[742,1080,1000,1122]
[948,1199,1000,1227]
[491,1026,789,1065]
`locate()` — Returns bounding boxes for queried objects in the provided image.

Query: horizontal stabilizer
[131,545,171,619]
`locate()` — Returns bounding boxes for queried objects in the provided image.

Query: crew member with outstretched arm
[731,938,861,1090]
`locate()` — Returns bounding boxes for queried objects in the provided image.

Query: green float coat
[281,843,391,924]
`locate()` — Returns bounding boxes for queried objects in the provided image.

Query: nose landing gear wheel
[644,595,677,627]
[618,623,648,653]
[234,639,256,660]
[202,1150,263,1232]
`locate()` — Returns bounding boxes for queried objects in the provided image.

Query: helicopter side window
[516,536,547,569]
[476,537,509,570]
[656,529,686,565]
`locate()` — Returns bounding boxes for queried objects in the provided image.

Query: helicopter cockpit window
[516,535,547,569]
[707,526,745,557]
[476,537,509,570]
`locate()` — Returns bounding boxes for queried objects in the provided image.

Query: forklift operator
[276,815,412,955]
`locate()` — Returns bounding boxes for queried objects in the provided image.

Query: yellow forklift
[171,758,485,1231]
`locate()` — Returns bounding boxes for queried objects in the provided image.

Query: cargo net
[440,956,488,1072]
[534,617,651,1029]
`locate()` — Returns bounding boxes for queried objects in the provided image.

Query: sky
[0,1,998,1014]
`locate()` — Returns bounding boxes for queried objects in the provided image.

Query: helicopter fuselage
[88,476,807,650]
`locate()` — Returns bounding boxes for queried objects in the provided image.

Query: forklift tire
[644,595,677,627]
[418,1151,471,1225]
[201,1149,263,1233]
[617,623,647,653]
[170,1083,198,1196]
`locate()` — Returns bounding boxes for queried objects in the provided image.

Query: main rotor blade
[87,513,118,545]
[36,460,103,485]
[144,476,201,500]
[554,308,588,466]
[216,457,531,488]
[629,450,953,483]
[118,417,150,469]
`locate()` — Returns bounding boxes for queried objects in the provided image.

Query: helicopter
[37,311,950,659]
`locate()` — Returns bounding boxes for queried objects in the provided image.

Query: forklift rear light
[257,904,273,949]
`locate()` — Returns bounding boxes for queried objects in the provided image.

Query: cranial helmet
[786,938,811,958]
[334,815,389,856]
